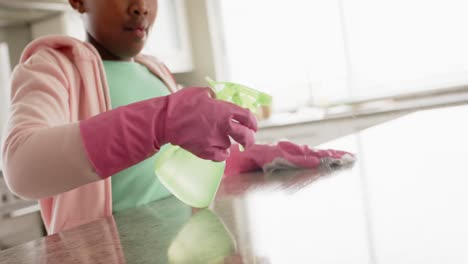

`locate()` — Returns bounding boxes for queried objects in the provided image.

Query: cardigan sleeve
[1,49,100,200]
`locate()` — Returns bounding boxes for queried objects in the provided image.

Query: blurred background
[0,0,468,257]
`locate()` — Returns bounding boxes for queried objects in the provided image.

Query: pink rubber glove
[80,87,257,178]
[224,141,355,177]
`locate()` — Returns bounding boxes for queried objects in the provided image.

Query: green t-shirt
[103,60,172,213]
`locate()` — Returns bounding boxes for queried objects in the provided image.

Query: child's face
[70,0,158,60]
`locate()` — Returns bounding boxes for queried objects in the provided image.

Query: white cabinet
[30,0,192,73]
[30,11,85,41]
[143,0,193,73]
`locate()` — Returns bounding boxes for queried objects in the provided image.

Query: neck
[86,33,133,62]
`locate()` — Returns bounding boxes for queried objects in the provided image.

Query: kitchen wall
[0,25,31,68]
[0,24,41,250]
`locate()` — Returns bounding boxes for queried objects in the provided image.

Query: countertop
[1,104,468,263]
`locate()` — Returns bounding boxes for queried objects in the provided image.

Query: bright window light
[217,0,468,111]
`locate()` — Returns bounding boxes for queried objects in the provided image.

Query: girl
[1,0,352,235]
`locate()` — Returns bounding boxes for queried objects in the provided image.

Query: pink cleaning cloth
[225,141,355,177]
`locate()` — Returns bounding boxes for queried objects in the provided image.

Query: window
[215,0,468,112]
[343,0,468,99]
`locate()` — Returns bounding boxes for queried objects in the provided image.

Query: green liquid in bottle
[155,77,272,208]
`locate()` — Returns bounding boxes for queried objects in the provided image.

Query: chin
[118,47,145,60]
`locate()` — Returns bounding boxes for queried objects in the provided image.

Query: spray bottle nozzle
[206,77,272,114]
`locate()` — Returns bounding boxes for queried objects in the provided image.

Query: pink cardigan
[1,36,180,234]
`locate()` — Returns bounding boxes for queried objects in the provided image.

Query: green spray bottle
[154,78,272,208]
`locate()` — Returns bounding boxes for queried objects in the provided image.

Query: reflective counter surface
[1,105,468,264]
